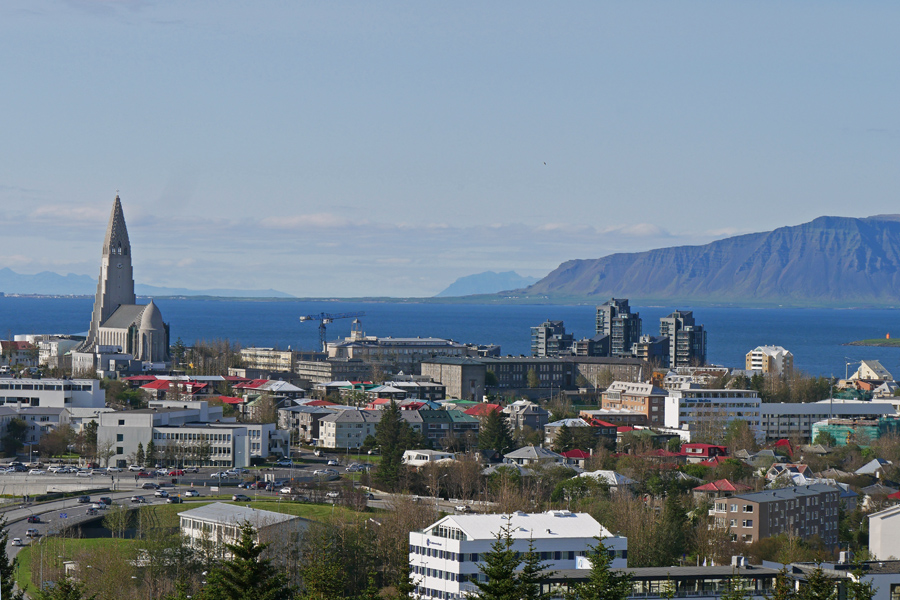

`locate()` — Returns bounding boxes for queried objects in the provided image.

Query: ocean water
[1,297,899,377]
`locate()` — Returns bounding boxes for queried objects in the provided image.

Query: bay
[1,297,899,378]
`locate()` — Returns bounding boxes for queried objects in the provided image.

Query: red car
[26,515,40,523]
[137,472,152,478]
[168,469,185,476]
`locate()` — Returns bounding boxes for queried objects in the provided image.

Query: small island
[847,337,900,347]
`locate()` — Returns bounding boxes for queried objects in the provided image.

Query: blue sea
[1,297,899,377]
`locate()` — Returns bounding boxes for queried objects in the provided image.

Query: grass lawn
[15,538,134,592]
[134,498,363,528]
[15,546,32,594]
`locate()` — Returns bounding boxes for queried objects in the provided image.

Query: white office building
[409,510,627,600]
[664,389,762,435]
[761,400,896,441]
[0,378,105,410]
[180,502,304,557]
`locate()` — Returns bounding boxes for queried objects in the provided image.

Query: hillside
[436,271,540,297]
[510,215,900,306]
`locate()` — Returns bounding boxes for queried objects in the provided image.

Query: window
[116,446,123,454]
[118,419,125,426]
[116,434,123,442]
[730,504,738,512]
[743,505,753,513]
[742,520,753,528]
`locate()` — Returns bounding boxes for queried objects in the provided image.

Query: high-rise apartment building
[659,310,706,368]
[531,320,574,357]
[745,346,793,376]
[595,299,641,357]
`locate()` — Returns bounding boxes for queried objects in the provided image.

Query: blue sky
[2,1,899,297]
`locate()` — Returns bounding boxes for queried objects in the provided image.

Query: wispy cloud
[30,205,108,224]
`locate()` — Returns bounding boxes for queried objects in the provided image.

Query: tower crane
[299,312,365,352]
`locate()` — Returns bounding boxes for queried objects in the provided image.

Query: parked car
[313,469,337,477]
[455,505,472,513]
[140,482,160,490]
[314,450,324,457]
[25,528,39,538]
[137,472,152,478]
[154,490,169,498]
[275,460,293,467]
[75,470,91,478]
[184,489,200,497]
[326,459,339,466]
[167,497,183,504]
[77,496,91,504]
[130,496,146,503]
[252,481,267,489]
[11,538,23,546]
[128,465,143,472]
[28,469,45,475]
[279,487,293,494]
[232,494,251,502]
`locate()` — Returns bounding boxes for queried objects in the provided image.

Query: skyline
[3,2,900,297]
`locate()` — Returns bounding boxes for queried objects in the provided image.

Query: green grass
[15,546,32,594]
[848,338,900,347]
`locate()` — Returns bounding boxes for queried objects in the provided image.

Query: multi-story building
[418,409,480,446]
[18,407,71,446]
[664,388,761,436]
[760,400,895,441]
[409,510,627,600]
[278,405,336,443]
[478,357,575,390]
[631,335,670,367]
[180,502,304,557]
[378,379,446,401]
[851,360,894,382]
[659,311,707,368]
[239,347,297,373]
[573,335,610,358]
[420,357,486,401]
[560,356,650,387]
[602,381,668,427]
[531,320,574,358]
[745,346,793,376]
[294,357,372,386]
[543,418,592,446]
[317,409,381,449]
[0,341,38,369]
[811,416,900,447]
[661,366,731,390]
[502,399,550,431]
[711,484,840,545]
[596,299,642,357]
[0,378,105,410]
[578,408,649,427]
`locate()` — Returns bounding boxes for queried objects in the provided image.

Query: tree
[97,438,116,468]
[135,442,145,468]
[526,369,540,389]
[485,370,499,387]
[769,567,797,600]
[2,418,28,457]
[519,538,552,600]
[472,523,523,600]
[564,538,631,600]
[146,440,157,466]
[846,562,877,600]
[797,566,837,600]
[82,420,98,458]
[0,516,24,600]
[171,337,187,366]
[553,424,574,453]
[200,522,293,600]
[814,431,837,448]
[374,400,417,490]
[36,576,97,600]
[478,410,515,456]
[720,572,751,600]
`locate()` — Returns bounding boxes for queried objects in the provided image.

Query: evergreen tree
[846,563,877,600]
[0,516,24,600]
[472,523,522,600]
[720,572,751,600]
[36,576,97,600]
[564,538,631,600]
[146,440,157,466]
[135,442,145,467]
[374,400,416,490]
[299,525,348,600]
[527,369,541,389]
[519,538,552,600]
[199,522,293,600]
[797,567,837,600]
[769,567,797,600]
[655,492,688,565]
[552,425,573,453]
[478,410,515,456]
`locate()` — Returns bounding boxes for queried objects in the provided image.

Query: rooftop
[423,510,612,541]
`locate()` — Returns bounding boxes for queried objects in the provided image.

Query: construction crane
[299,312,365,352]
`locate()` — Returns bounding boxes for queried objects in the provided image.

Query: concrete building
[746,346,793,376]
[294,357,371,386]
[664,388,762,436]
[602,381,668,427]
[811,416,900,447]
[18,407,71,446]
[180,502,304,557]
[419,409,480,447]
[659,311,706,368]
[478,357,574,390]
[409,510,627,600]
[560,356,650,387]
[0,341,38,370]
[317,409,381,449]
[851,360,894,382]
[78,196,169,364]
[578,408,649,427]
[531,320,574,358]
[502,399,550,431]
[278,405,335,443]
[711,484,840,545]
[596,299,642,358]
[631,335,670,367]
[239,348,296,372]
[0,378,105,410]
[868,504,900,560]
[420,357,486,401]
[760,400,896,441]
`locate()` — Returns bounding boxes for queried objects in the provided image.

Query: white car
[75,471,91,477]
[154,490,169,498]
[128,465,143,472]
[326,460,339,466]
[11,538,23,547]
[313,469,337,477]
[184,489,200,497]
[455,505,472,513]
[28,469,45,475]
[325,491,340,499]
[279,487,293,494]
[48,466,65,474]
[107,467,122,473]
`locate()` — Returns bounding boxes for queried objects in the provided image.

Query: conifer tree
[564,538,631,600]
[200,522,293,600]
[553,424,573,453]
[797,567,837,600]
[36,576,96,600]
[375,400,417,490]
[519,538,552,600]
[478,410,515,456]
[472,523,522,600]
[135,442,145,467]
[846,563,876,600]
[769,567,797,600]
[0,516,24,600]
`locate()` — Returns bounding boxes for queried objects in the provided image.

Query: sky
[2,1,899,298]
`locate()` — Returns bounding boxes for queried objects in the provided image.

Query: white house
[179,502,304,557]
[317,409,381,449]
[409,510,627,600]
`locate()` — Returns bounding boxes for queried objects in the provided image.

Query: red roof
[887,491,900,500]
[0,341,34,350]
[464,403,502,417]
[141,380,208,392]
[617,426,637,433]
[123,375,158,382]
[233,379,270,390]
[590,419,617,428]
[700,456,731,467]
[561,449,592,459]
[216,396,245,405]
[693,479,753,493]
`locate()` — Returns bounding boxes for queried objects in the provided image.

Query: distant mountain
[436,271,541,297]
[505,215,900,306]
[0,268,294,298]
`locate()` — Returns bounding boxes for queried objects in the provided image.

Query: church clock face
[116,263,123,269]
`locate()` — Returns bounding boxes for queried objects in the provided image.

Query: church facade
[78,195,170,364]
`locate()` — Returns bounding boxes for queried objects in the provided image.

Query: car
[313,450,324,457]
[85,508,98,516]
[252,481,267,489]
[26,515,41,523]
[326,460,339,466]
[168,469,184,476]
[12,465,27,472]
[48,466,65,474]
[155,469,168,476]
[90,503,104,510]
[137,472,152,478]
[11,538,23,547]
[183,467,199,473]
[154,490,169,498]
[211,471,228,478]
[224,470,239,478]
[313,469,337,477]
[184,489,200,497]
[237,482,253,489]
[28,469,45,475]
[77,496,91,504]
[279,487,293,494]
[232,494,251,502]
[274,460,293,467]
[167,497,183,504]
[107,467,122,473]
[25,529,39,538]
[367,449,379,455]
[364,492,376,500]
[128,465,144,472]
[455,505,472,513]
[130,496,146,503]
[141,482,160,490]
[75,470,91,478]
[99,497,112,505]
[325,491,340,499]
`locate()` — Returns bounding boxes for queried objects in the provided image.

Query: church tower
[82,195,136,351]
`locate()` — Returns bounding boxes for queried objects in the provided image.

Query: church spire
[102,194,131,257]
